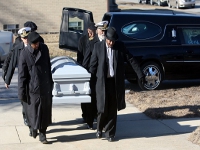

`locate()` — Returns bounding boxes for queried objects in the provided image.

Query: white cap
[18,27,31,38]
[95,21,108,30]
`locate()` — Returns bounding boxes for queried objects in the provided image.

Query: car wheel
[138,0,142,3]
[150,0,153,5]
[138,62,163,90]
[145,0,149,4]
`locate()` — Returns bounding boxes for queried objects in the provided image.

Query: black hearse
[59,8,200,90]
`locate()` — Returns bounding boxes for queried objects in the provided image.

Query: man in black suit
[82,21,108,129]
[89,27,145,142]
[77,22,96,126]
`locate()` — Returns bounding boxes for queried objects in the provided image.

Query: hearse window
[122,22,161,40]
[68,17,84,34]
[181,28,200,45]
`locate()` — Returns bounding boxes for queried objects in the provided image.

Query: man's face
[106,39,115,48]
[21,37,28,45]
[97,28,106,40]
[31,41,39,50]
[88,29,95,38]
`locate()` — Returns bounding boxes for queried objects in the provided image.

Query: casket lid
[51,56,90,79]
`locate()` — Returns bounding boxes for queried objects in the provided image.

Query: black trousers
[21,100,29,126]
[81,75,97,127]
[39,127,47,141]
[97,78,117,138]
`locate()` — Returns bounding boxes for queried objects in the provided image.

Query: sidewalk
[0,70,200,150]
[0,98,200,150]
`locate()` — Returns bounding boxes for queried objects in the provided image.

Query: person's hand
[5,83,9,89]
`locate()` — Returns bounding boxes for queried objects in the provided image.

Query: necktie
[108,48,114,77]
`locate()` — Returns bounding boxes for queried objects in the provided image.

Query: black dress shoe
[29,131,32,137]
[96,131,102,139]
[32,130,38,139]
[106,136,114,142]
[40,139,48,144]
[24,118,28,126]
[87,124,93,130]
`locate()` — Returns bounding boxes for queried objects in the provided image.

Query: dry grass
[40,34,77,59]
[126,86,200,119]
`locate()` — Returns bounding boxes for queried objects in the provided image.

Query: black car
[59,8,200,90]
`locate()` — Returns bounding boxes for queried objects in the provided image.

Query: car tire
[138,62,163,90]
[138,0,142,3]
[127,79,137,84]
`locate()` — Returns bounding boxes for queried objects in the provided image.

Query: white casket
[51,56,91,104]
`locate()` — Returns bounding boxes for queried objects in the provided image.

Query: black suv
[59,8,200,90]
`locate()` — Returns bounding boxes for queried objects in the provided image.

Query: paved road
[116,0,200,14]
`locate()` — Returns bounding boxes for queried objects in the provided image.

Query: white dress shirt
[106,43,114,78]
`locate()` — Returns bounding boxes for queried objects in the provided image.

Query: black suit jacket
[82,35,100,70]
[77,34,88,65]
[89,40,143,113]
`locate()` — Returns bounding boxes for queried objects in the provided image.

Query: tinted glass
[181,28,200,45]
[69,17,84,34]
[122,22,161,40]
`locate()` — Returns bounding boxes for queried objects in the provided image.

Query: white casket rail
[51,56,91,104]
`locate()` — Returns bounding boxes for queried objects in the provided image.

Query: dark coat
[77,34,89,65]
[89,41,143,113]
[2,36,44,82]
[4,41,24,85]
[82,35,100,98]
[18,43,53,130]
[2,36,22,81]
[82,35,100,70]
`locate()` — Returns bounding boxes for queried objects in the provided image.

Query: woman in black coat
[89,27,144,142]
[18,32,53,144]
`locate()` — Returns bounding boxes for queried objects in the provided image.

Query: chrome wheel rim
[143,65,161,90]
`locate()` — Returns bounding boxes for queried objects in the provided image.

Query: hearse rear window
[181,28,200,45]
[121,22,161,40]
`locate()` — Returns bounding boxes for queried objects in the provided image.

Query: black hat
[24,21,37,31]
[28,31,40,43]
[88,22,96,30]
[106,27,118,41]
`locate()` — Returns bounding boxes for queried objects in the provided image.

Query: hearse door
[164,25,185,78]
[179,27,200,78]
[59,8,94,51]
